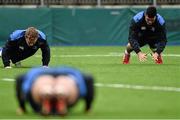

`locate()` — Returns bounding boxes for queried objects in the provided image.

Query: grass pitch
[0,46,180,119]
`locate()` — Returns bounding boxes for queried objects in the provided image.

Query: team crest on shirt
[19,46,24,50]
[33,46,38,49]
[141,26,146,30]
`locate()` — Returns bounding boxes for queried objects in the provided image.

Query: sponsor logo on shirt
[19,46,24,50]
[32,46,38,50]
[141,26,146,30]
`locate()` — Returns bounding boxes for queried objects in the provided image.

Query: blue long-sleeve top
[2,29,50,67]
[128,11,167,54]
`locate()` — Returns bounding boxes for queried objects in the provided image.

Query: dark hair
[146,6,157,18]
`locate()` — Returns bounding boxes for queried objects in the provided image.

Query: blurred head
[25,27,38,46]
[145,6,157,25]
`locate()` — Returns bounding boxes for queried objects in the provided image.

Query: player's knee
[127,43,133,49]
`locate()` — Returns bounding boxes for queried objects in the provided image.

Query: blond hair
[25,27,38,40]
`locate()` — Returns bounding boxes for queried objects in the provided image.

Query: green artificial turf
[0,46,180,119]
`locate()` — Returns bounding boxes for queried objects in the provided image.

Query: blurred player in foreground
[15,66,95,116]
[122,6,167,64]
[0,27,50,68]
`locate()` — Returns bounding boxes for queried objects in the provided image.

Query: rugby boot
[123,53,130,64]
[155,55,163,64]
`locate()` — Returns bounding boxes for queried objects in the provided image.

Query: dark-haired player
[122,6,167,64]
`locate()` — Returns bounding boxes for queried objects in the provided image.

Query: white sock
[0,48,2,57]
[124,50,130,55]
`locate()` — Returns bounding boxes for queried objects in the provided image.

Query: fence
[0,0,180,6]
[0,7,180,46]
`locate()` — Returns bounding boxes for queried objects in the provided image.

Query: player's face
[25,35,38,46]
[145,14,156,25]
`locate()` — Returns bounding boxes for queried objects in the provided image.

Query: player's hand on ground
[151,52,159,61]
[137,52,147,62]
[16,107,25,115]
[5,66,12,69]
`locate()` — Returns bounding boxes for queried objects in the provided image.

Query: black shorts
[137,37,158,49]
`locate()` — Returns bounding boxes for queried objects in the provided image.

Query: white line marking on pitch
[2,78,180,93]
[2,78,15,82]
[95,83,180,92]
[34,53,180,58]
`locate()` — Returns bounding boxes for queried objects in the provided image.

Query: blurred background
[0,0,180,46]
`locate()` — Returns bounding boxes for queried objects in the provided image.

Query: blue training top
[9,29,46,41]
[22,67,87,97]
[133,11,165,25]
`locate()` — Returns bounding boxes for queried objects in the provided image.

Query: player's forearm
[15,74,27,113]
[42,55,50,66]
[129,38,141,54]
[2,50,11,67]
[128,22,141,54]
[157,24,167,54]
[84,74,95,112]
[156,40,167,54]
[42,47,50,66]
